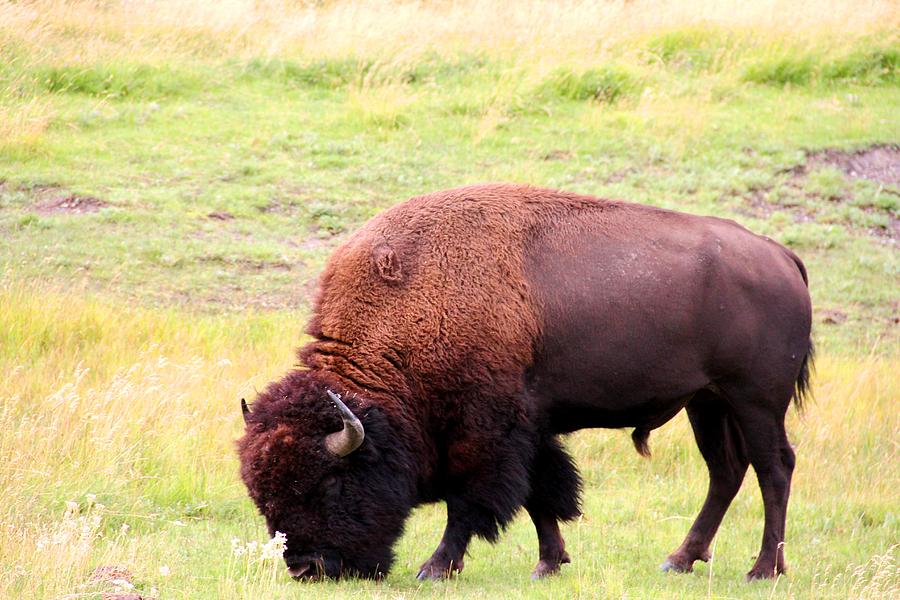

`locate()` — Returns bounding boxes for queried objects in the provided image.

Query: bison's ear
[372,243,402,283]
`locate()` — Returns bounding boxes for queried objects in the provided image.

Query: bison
[238,183,812,582]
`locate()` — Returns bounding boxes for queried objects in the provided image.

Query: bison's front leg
[527,508,570,578]
[416,497,473,580]
[417,425,536,580]
[526,436,582,579]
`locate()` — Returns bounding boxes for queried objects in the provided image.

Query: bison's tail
[785,246,813,412]
[793,338,815,412]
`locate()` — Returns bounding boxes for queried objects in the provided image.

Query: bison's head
[237,371,415,580]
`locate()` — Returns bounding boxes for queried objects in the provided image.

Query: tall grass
[2,0,897,86]
[1,0,896,155]
[0,276,296,597]
[2,0,896,62]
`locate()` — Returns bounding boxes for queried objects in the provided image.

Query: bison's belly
[524,233,717,433]
[525,317,709,434]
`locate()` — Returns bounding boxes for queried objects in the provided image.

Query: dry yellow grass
[2,0,898,65]
[0,277,296,598]
[0,96,51,153]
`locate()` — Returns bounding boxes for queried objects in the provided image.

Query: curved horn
[241,398,250,424]
[324,390,365,457]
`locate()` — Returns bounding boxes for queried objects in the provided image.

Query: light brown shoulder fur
[305,185,588,401]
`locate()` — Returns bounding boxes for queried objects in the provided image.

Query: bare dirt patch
[1,182,109,215]
[207,210,234,221]
[541,149,574,161]
[806,144,900,186]
[25,183,109,214]
[298,230,344,252]
[196,254,295,271]
[35,194,108,214]
[737,145,900,242]
[258,200,303,216]
[733,186,817,224]
[604,167,638,184]
[819,308,849,325]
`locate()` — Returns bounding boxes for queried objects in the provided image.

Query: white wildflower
[159,565,171,577]
[171,520,185,527]
[230,533,286,563]
[260,531,287,560]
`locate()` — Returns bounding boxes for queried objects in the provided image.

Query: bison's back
[302,184,810,421]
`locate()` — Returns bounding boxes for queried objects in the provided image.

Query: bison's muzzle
[286,554,326,580]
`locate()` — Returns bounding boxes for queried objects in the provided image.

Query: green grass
[538,65,639,103]
[35,62,204,99]
[744,43,899,87]
[2,64,896,349]
[1,1,899,598]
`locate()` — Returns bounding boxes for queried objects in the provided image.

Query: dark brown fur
[238,183,812,582]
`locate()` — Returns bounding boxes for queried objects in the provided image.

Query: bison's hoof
[530,560,560,579]
[660,559,693,573]
[531,551,570,580]
[746,566,782,581]
[416,557,463,581]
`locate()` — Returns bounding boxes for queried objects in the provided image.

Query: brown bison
[238,183,812,582]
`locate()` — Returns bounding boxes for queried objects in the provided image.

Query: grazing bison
[238,183,812,582]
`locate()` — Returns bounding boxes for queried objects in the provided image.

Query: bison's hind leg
[663,389,749,574]
[526,436,582,579]
[723,382,796,581]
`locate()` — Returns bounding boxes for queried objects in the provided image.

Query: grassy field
[1,1,898,598]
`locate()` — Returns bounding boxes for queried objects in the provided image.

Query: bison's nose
[286,555,325,581]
